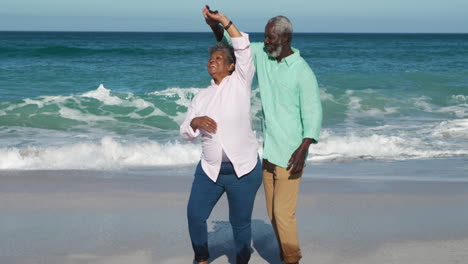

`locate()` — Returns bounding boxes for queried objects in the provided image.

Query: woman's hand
[190,116,217,133]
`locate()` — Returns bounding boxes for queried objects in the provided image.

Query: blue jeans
[187,158,262,264]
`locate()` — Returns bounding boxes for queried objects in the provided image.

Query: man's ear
[229,63,235,72]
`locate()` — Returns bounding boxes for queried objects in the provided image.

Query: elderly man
[204,8,322,264]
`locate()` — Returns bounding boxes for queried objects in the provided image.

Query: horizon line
[1,30,468,34]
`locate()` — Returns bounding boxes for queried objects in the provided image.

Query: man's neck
[276,46,294,62]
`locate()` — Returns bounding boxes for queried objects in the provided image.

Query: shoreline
[1,156,467,180]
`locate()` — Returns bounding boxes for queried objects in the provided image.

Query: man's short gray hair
[267,16,293,42]
[209,42,236,67]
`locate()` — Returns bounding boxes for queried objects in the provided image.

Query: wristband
[224,21,233,30]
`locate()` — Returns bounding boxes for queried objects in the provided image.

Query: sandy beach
[1,158,468,264]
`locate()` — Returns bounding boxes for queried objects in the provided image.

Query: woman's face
[207,50,234,79]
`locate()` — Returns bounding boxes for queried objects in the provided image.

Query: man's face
[264,23,283,58]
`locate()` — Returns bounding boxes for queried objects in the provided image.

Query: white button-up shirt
[180,33,258,182]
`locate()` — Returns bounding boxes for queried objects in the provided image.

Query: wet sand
[1,158,468,263]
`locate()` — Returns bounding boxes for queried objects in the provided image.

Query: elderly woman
[179,7,261,264]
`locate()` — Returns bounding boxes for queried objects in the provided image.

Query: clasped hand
[190,116,217,134]
[202,5,229,27]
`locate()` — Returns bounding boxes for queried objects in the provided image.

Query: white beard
[268,45,283,58]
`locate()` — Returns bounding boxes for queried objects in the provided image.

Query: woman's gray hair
[209,42,236,69]
[267,16,293,42]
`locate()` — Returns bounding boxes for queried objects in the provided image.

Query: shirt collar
[265,46,301,66]
[210,75,231,88]
[281,47,301,66]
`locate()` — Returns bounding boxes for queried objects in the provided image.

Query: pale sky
[1,0,467,33]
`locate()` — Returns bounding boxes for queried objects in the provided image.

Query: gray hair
[267,16,293,42]
[209,42,236,68]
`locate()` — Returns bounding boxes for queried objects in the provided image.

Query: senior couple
[180,6,322,264]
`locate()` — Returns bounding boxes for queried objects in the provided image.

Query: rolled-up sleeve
[230,33,254,87]
[180,95,200,142]
[298,65,322,142]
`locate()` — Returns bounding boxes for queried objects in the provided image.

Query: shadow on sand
[204,219,282,264]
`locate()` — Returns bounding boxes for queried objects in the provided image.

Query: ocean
[0,31,467,173]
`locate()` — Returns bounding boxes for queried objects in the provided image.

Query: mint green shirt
[223,33,323,168]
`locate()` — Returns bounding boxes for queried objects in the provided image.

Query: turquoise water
[0,32,467,170]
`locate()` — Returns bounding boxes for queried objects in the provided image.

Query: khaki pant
[262,159,302,263]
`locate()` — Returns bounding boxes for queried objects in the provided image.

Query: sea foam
[433,119,468,139]
[309,129,468,163]
[1,84,467,170]
[0,137,201,170]
[1,130,467,170]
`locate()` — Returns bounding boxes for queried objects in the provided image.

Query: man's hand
[205,5,218,14]
[202,6,218,28]
[287,138,315,174]
[190,116,217,134]
[202,6,230,27]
